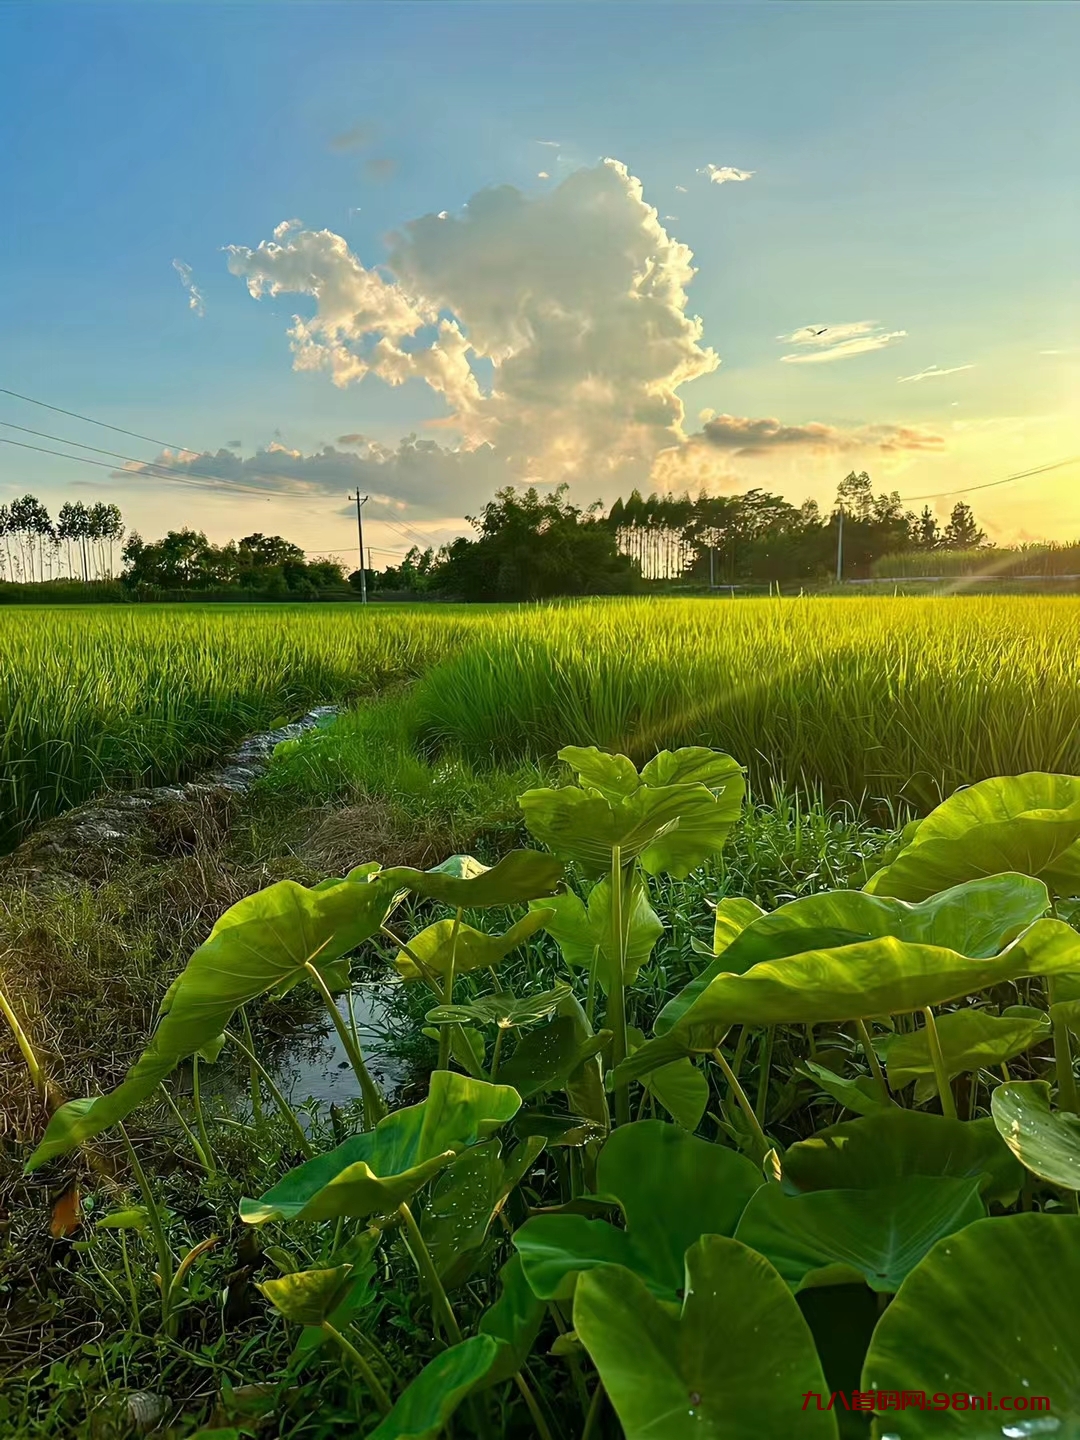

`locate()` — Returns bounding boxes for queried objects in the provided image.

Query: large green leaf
[393,910,553,982]
[521,745,744,880]
[26,874,394,1170]
[573,1236,839,1440]
[476,1255,546,1388]
[862,1213,1080,1437]
[734,1177,985,1293]
[783,1111,1024,1206]
[425,983,572,1031]
[497,1018,610,1100]
[992,1079,1080,1190]
[652,874,1049,1047]
[258,1265,358,1326]
[628,1029,709,1130]
[711,896,767,955]
[879,1007,1050,1101]
[864,772,1080,901]
[530,875,663,992]
[794,1060,891,1118]
[423,1136,545,1287]
[620,915,1080,1080]
[239,1072,521,1225]
[382,850,565,907]
[514,1120,762,1299]
[365,1335,499,1440]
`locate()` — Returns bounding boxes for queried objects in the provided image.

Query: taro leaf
[382,850,564,908]
[879,1007,1051,1101]
[423,1136,545,1288]
[794,1060,891,1118]
[393,910,554,981]
[512,1108,608,1148]
[426,983,572,1031]
[94,1207,149,1232]
[476,1254,546,1388]
[498,1018,610,1100]
[651,873,1049,1045]
[559,992,609,1131]
[784,1111,1024,1206]
[27,874,394,1171]
[712,896,766,956]
[558,746,641,801]
[863,771,1080,902]
[239,1072,521,1225]
[292,1231,379,1366]
[449,1026,486,1078]
[573,1235,839,1440]
[515,1119,762,1299]
[734,1176,986,1294]
[530,875,663,993]
[627,1026,708,1130]
[991,1079,1080,1189]
[639,747,745,792]
[654,897,764,1038]
[258,1265,358,1326]
[364,1334,499,1440]
[620,914,1080,1082]
[520,770,743,880]
[861,1212,1080,1437]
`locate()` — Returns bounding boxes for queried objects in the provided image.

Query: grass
[9,595,1080,851]
[0,603,487,849]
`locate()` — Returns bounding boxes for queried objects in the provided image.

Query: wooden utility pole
[354,490,369,603]
[836,504,845,584]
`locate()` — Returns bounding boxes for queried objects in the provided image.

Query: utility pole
[354,490,369,603]
[836,504,845,585]
[709,544,715,590]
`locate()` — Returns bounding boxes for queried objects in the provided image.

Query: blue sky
[1,1,1077,561]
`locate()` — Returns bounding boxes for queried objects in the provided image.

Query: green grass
[11,594,1080,852]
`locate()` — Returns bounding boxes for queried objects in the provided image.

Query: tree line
[364,473,989,601]
[0,498,125,582]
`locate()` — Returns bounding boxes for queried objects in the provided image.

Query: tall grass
[407,596,1080,812]
[11,595,1080,848]
[0,603,485,847]
[872,542,1080,579]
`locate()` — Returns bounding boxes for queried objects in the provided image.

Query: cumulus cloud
[172,259,205,317]
[698,164,754,185]
[898,363,975,382]
[779,321,906,364]
[696,413,944,455]
[538,171,550,179]
[226,159,719,499]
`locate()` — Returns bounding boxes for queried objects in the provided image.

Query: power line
[0,385,188,453]
[896,455,1080,504]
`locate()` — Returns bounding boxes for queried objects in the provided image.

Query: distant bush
[871,542,1080,579]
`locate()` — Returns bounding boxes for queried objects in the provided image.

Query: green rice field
[5,595,1080,846]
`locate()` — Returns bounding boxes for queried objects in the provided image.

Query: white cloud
[675,185,688,193]
[538,171,550,179]
[227,159,719,502]
[698,164,754,185]
[695,413,944,455]
[778,320,906,364]
[1040,347,1080,356]
[536,139,561,147]
[171,259,205,317]
[898,363,975,382]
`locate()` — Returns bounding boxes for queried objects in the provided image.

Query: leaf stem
[921,1007,957,1120]
[754,1027,774,1126]
[304,962,386,1129]
[609,846,631,1128]
[240,1007,263,1125]
[224,1029,313,1159]
[159,1084,212,1172]
[855,1019,892,1106]
[515,1370,556,1440]
[437,908,464,1072]
[118,1122,174,1336]
[581,1381,606,1440]
[1049,979,1079,1114]
[397,1201,462,1344]
[490,1023,508,1082]
[321,1320,393,1414]
[0,982,46,1099]
[711,1047,769,1152]
[190,1053,216,1178]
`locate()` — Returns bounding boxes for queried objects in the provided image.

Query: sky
[1,1,1078,566]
